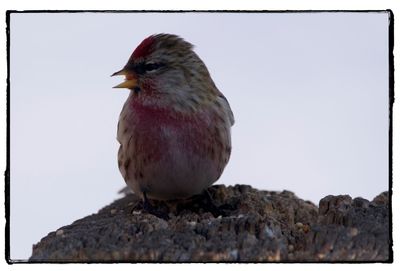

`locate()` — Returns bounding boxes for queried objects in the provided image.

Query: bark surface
[30,185,390,262]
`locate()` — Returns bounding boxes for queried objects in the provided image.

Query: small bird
[112,34,234,210]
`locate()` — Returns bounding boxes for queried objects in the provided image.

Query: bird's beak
[111,69,138,89]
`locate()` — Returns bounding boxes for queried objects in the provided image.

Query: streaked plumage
[113,34,234,200]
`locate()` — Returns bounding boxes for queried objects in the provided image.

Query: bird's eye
[131,62,164,75]
[144,62,163,72]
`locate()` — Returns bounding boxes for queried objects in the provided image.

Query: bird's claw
[141,192,170,220]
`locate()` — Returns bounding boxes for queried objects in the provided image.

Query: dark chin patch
[134,86,141,94]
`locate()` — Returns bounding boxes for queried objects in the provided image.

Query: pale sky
[9,12,390,260]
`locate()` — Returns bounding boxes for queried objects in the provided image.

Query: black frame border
[4,9,394,264]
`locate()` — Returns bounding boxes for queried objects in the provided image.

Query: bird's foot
[200,189,226,217]
[141,192,170,220]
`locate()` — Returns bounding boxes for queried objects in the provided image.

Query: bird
[111,34,234,213]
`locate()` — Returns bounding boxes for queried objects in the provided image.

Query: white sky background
[9,12,389,260]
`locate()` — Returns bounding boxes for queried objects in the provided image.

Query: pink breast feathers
[131,102,213,162]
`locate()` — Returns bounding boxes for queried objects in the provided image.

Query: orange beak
[111,69,138,89]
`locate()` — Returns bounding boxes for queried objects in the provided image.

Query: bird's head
[112,34,219,109]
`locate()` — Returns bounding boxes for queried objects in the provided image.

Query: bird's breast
[117,97,232,199]
[125,101,214,161]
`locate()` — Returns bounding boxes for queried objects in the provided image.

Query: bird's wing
[217,94,235,127]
